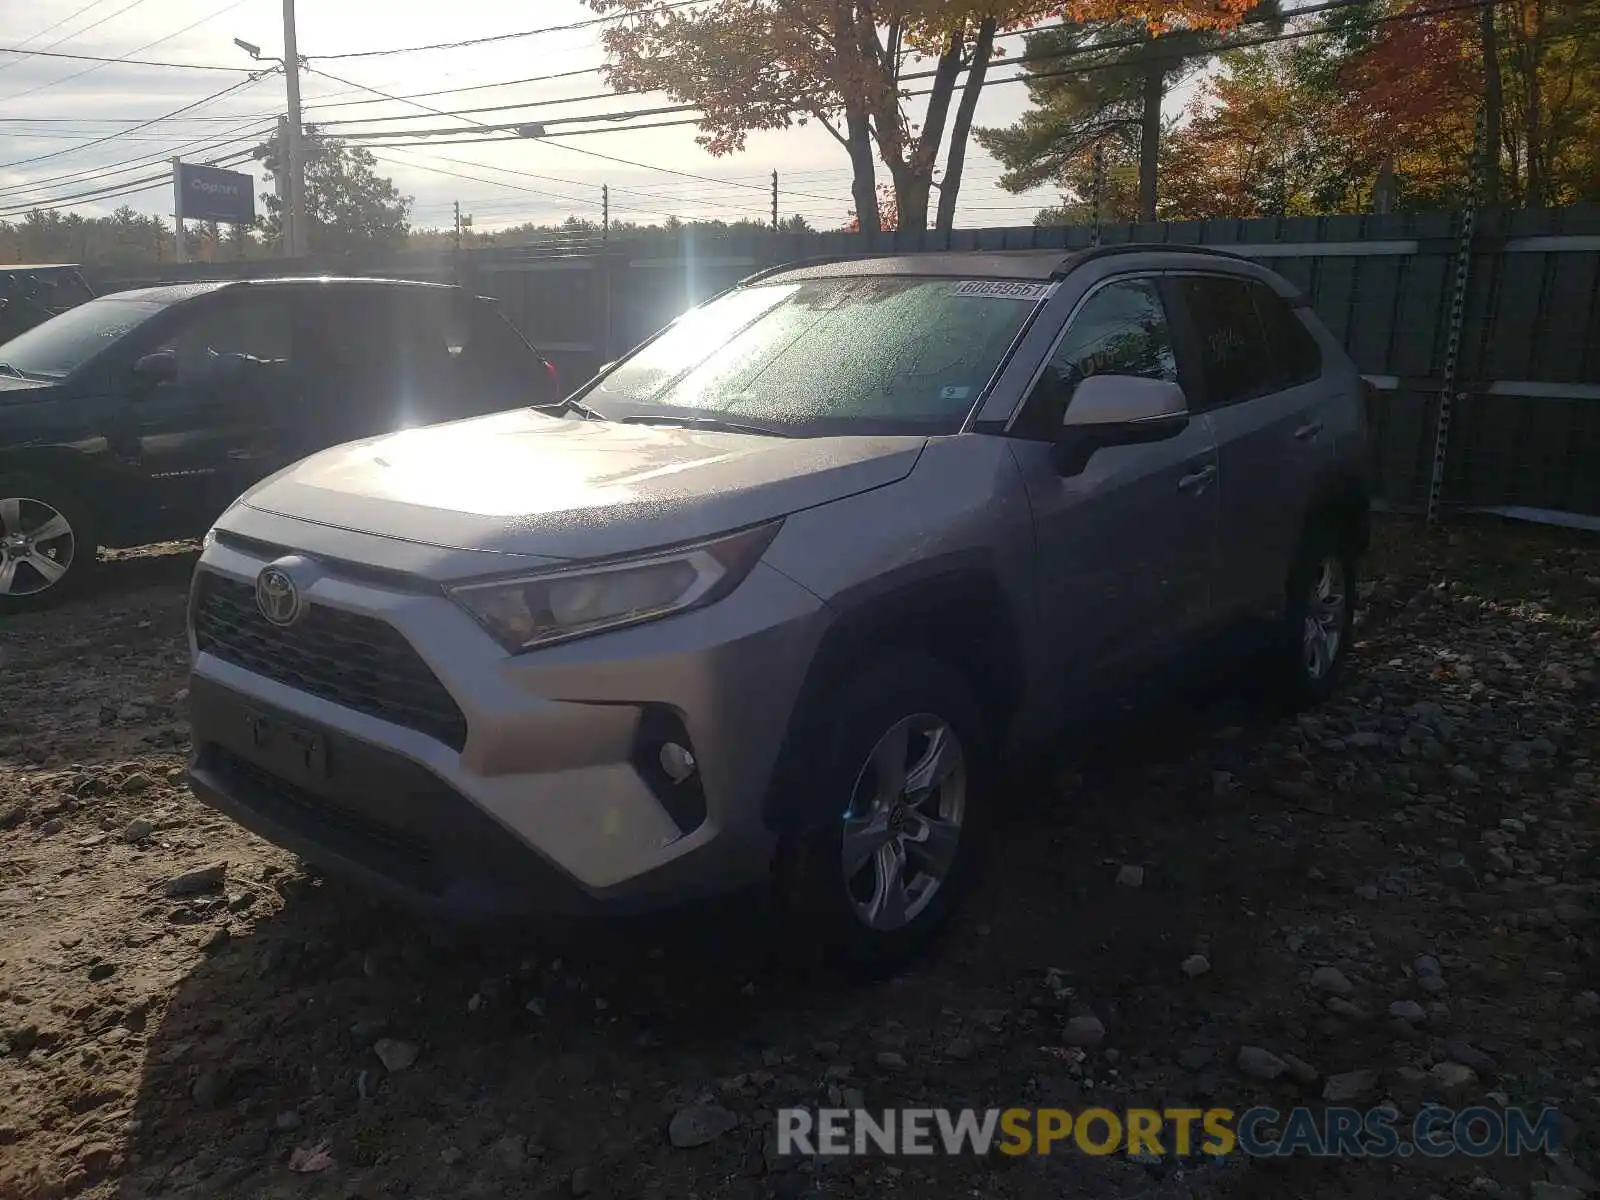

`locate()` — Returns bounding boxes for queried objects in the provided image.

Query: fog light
[659,742,697,783]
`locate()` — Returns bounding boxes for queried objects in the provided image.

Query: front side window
[1013,278,1178,438]
[158,297,294,383]
[586,276,1043,436]
[0,296,165,379]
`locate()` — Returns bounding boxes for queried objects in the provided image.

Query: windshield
[0,296,165,379]
[585,276,1046,436]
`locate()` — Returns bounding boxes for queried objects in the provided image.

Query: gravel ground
[0,517,1597,1200]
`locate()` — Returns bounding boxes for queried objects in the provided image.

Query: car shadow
[118,670,1291,1198]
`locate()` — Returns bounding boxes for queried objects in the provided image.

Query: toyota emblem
[255,564,303,627]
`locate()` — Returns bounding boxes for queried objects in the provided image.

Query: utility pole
[771,171,778,233]
[171,157,188,264]
[1091,144,1106,248]
[602,185,609,241]
[273,115,291,255]
[454,200,462,251]
[282,0,307,258]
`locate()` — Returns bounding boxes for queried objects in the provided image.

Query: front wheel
[775,653,989,974]
[0,476,96,613]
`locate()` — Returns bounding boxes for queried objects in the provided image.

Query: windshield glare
[0,297,164,378]
[588,277,1042,435]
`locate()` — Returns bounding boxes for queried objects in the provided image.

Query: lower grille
[192,571,469,751]
[207,746,438,886]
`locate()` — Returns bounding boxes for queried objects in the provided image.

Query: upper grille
[192,572,469,752]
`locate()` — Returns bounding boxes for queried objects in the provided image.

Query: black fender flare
[761,562,1025,835]
[1301,469,1371,558]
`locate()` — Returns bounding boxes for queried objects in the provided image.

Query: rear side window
[1252,284,1322,389]
[1178,275,1321,407]
[51,273,96,308]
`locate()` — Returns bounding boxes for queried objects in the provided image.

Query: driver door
[1005,275,1221,695]
[123,291,304,532]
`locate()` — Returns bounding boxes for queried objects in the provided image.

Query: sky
[0,1,1205,236]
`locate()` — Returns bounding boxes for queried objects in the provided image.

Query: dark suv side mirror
[1050,375,1191,477]
[130,350,178,387]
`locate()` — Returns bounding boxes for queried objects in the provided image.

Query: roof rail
[733,254,860,288]
[1049,241,1250,278]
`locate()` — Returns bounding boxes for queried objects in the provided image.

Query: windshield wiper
[535,395,606,421]
[0,363,21,379]
[619,414,793,438]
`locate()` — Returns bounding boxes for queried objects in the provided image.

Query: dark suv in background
[0,277,560,610]
[0,265,95,343]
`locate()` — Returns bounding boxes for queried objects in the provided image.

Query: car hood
[239,407,926,561]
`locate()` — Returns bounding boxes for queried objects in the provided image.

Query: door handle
[1178,464,1217,491]
[1294,420,1324,441]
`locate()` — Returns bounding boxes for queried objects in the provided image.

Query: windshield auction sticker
[950,280,1055,301]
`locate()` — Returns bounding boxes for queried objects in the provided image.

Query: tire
[1266,521,1358,711]
[0,474,97,614]
[774,652,990,975]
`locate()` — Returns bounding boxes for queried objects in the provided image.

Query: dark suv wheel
[0,475,95,613]
[776,652,989,973]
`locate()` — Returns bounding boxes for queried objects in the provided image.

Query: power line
[307,1,705,62]
[0,115,272,203]
[333,0,1501,157]
[304,3,1356,133]
[0,145,257,216]
[300,66,602,114]
[0,71,270,174]
[371,147,752,220]
[301,10,1175,124]
[0,0,153,82]
[0,0,253,105]
[367,149,604,210]
[0,0,117,74]
[304,64,849,207]
[0,43,249,71]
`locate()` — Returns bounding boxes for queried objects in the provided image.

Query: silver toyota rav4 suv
[186,245,1370,965]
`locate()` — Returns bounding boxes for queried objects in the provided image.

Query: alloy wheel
[1302,554,1347,682]
[840,714,966,933]
[0,496,76,598]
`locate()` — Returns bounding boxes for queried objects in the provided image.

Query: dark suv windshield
[586,276,1046,435]
[0,295,164,379]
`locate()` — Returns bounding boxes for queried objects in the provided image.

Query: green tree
[977,14,1266,222]
[255,125,411,257]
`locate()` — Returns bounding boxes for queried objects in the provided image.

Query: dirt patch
[1,517,1597,1199]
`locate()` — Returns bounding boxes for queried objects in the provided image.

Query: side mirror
[130,350,178,387]
[1061,374,1187,427]
[1051,375,1190,477]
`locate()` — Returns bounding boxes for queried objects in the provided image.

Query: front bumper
[185,515,827,919]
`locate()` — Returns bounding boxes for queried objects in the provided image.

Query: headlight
[447,521,783,653]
